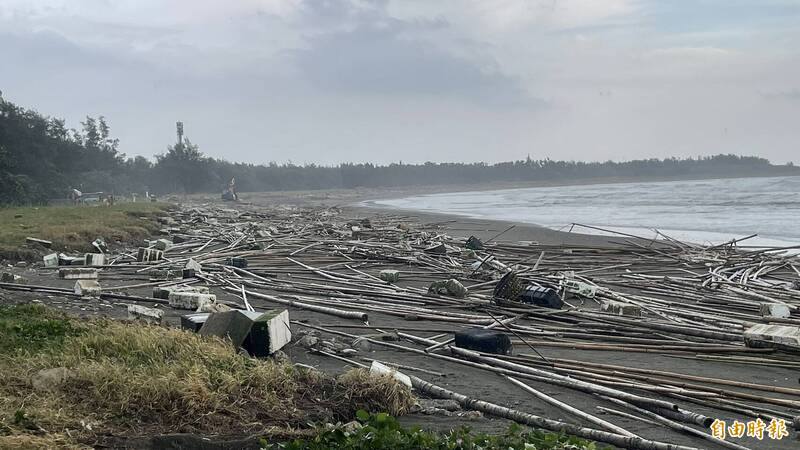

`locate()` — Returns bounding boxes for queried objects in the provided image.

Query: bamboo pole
[411,375,701,450]
[506,376,637,437]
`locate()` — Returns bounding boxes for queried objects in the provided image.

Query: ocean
[371,176,800,248]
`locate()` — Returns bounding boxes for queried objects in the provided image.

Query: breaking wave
[371,176,800,248]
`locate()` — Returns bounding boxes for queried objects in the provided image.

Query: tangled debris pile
[2,202,800,449]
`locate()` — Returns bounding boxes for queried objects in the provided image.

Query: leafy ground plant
[267,411,603,450]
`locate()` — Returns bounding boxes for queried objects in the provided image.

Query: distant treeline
[1,95,797,205]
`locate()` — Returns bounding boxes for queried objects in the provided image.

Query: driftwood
[3,201,800,449]
[411,375,701,450]
[505,376,637,437]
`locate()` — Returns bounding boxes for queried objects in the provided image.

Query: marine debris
[1,202,799,449]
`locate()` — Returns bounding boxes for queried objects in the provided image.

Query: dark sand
[248,188,798,450]
[2,185,797,450]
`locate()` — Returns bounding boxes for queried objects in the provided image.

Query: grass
[0,202,169,260]
[0,305,415,448]
[0,304,85,355]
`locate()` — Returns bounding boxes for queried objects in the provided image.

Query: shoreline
[349,204,629,248]
[229,172,800,209]
[241,180,632,247]
[352,174,800,249]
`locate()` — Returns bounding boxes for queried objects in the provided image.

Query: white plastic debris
[137,247,163,262]
[563,279,597,298]
[84,253,107,266]
[744,324,800,351]
[154,238,172,251]
[59,268,98,279]
[43,253,59,268]
[185,258,203,272]
[759,303,791,319]
[600,300,641,317]
[168,291,217,310]
[127,304,164,324]
[74,280,101,296]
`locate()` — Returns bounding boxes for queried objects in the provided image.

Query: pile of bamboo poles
[4,202,799,449]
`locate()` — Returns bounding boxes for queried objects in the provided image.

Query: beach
[242,187,800,448]
[1,185,798,449]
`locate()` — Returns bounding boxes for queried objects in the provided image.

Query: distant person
[70,188,82,205]
[222,177,238,201]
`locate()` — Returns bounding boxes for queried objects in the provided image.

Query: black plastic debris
[347,218,373,229]
[225,257,248,268]
[465,235,484,250]
[454,329,513,355]
[519,285,564,309]
[180,312,209,332]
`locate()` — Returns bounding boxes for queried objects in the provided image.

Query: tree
[155,139,209,194]
[81,116,100,149]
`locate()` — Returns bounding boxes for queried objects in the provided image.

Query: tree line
[1,94,797,205]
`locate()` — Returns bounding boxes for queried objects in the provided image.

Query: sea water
[371,176,800,248]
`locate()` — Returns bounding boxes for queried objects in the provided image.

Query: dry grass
[0,305,414,447]
[0,202,168,260]
[0,433,88,450]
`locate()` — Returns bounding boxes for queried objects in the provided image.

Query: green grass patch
[0,304,84,355]
[270,412,602,450]
[0,305,414,448]
[0,202,169,259]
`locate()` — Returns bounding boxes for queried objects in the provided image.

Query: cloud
[0,29,122,70]
[289,0,539,107]
[761,89,800,101]
[1,0,800,166]
[648,46,732,59]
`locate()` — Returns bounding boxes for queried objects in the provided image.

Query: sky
[1,0,799,165]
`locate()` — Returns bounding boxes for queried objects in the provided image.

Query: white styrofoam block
[153,285,210,299]
[759,303,791,319]
[59,268,98,279]
[185,258,203,272]
[195,295,218,312]
[168,291,217,310]
[264,309,292,354]
[137,247,163,262]
[127,304,164,324]
[85,253,107,266]
[74,279,101,296]
[601,300,642,317]
[744,323,800,351]
[43,253,59,268]
[1,273,27,284]
[154,239,172,251]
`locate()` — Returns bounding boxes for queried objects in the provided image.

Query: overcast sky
[2,0,799,165]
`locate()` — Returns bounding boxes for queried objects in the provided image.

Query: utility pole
[176,121,184,148]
